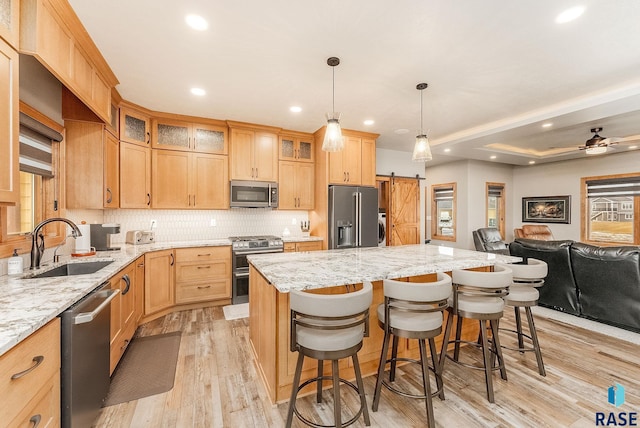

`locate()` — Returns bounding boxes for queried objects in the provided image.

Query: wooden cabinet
[151,117,228,154]
[329,135,362,185]
[20,0,116,123]
[361,138,376,187]
[0,37,18,204]
[152,150,228,209]
[120,105,150,147]
[229,126,278,181]
[134,256,145,323]
[0,318,60,427]
[0,0,20,49]
[278,161,314,210]
[283,240,323,252]
[65,120,120,209]
[109,262,137,374]
[120,141,151,208]
[175,246,231,304]
[279,132,314,162]
[144,249,175,316]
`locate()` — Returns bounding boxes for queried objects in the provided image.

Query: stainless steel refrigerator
[328,185,379,249]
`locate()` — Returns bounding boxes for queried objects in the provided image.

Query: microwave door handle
[268,183,272,207]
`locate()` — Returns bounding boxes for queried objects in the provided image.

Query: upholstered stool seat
[372,273,452,428]
[286,282,373,428]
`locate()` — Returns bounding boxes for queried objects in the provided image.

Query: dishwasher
[60,281,119,428]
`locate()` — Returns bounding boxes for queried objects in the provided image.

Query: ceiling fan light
[412,134,432,161]
[585,146,607,155]
[322,115,344,152]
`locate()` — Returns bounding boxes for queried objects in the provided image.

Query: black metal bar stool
[439,266,512,403]
[496,258,548,376]
[371,273,452,428]
[285,282,373,428]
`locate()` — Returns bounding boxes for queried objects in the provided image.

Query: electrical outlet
[210,218,216,227]
[150,219,157,229]
[291,218,297,225]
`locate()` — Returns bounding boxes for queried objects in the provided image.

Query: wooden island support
[248,244,520,403]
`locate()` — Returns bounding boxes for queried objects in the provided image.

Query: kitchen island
[247,244,520,403]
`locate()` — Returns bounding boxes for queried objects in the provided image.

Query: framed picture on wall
[522,195,571,224]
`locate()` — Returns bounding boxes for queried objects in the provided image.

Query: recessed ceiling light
[630,145,638,150]
[394,128,410,135]
[290,106,302,113]
[542,123,553,128]
[185,14,208,31]
[363,119,375,126]
[444,148,451,153]
[490,155,497,160]
[190,87,206,96]
[556,6,585,24]
[529,160,536,164]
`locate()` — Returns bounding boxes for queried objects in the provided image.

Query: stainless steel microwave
[230,180,278,208]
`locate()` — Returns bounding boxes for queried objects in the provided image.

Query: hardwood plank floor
[94,306,640,427]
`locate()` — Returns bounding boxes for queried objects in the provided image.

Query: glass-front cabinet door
[151,119,190,151]
[279,133,314,163]
[0,0,20,49]
[120,106,150,147]
[192,123,227,154]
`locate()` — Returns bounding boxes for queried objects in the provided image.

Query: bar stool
[439,266,512,403]
[285,282,373,428]
[496,258,547,376]
[372,273,452,428]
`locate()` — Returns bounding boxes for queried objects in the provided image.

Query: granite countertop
[281,235,323,242]
[248,244,521,293]
[0,239,231,357]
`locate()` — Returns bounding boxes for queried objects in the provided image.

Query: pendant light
[412,83,433,162]
[322,57,344,152]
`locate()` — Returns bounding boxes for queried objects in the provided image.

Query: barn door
[389,177,420,245]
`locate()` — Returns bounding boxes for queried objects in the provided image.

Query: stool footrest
[379,357,444,399]
[497,327,536,352]
[294,376,364,428]
[444,339,504,372]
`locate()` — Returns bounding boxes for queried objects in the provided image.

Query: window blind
[18,112,63,177]
[434,187,454,200]
[586,176,640,197]
[488,184,504,197]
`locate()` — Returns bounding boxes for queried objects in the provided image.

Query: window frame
[486,182,506,239]
[0,102,66,259]
[580,172,640,246]
[431,182,457,242]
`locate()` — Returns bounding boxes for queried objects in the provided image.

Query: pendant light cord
[420,88,423,135]
[332,66,335,114]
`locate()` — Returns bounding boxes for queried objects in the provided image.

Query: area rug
[222,303,249,320]
[103,331,181,406]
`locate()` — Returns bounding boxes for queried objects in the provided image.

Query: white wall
[513,150,640,240]
[376,148,427,241]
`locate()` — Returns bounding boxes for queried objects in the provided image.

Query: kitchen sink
[26,260,114,279]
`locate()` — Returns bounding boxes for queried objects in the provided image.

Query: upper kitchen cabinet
[120,103,150,147]
[0,36,19,204]
[20,0,118,124]
[120,141,151,209]
[228,121,279,182]
[279,161,314,210]
[151,116,228,154]
[279,131,314,163]
[315,128,377,186]
[0,0,20,49]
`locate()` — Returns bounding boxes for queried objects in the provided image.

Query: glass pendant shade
[412,134,433,161]
[322,113,344,152]
[585,146,607,155]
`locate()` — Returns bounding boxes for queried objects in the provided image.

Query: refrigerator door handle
[356,191,362,247]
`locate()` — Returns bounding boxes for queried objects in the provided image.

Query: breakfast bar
[247,244,520,403]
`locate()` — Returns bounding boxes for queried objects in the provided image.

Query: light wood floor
[94,307,640,428]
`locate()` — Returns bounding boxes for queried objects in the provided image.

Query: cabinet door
[343,136,362,185]
[278,161,297,209]
[296,162,315,210]
[64,121,104,209]
[109,278,122,357]
[151,118,190,151]
[192,153,229,209]
[144,249,175,315]
[120,141,151,208]
[120,265,136,330]
[134,256,145,323]
[328,149,346,185]
[0,39,18,204]
[0,0,20,49]
[254,132,278,181]
[151,150,190,208]
[361,138,376,187]
[279,136,296,161]
[230,128,254,180]
[120,107,150,147]
[297,137,314,162]
[104,130,120,208]
[193,123,227,154]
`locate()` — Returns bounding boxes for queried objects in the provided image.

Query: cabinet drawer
[0,319,60,425]
[176,260,230,283]
[175,246,230,263]
[8,373,59,428]
[175,279,230,304]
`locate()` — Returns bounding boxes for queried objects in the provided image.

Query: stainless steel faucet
[30,218,82,270]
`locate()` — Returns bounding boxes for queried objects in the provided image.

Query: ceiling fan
[578,127,620,155]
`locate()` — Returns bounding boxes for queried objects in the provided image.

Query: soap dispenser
[8,249,23,276]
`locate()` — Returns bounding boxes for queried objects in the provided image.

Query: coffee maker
[90,223,121,251]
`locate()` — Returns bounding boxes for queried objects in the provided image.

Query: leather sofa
[509,238,640,333]
[472,228,510,255]
[513,225,555,240]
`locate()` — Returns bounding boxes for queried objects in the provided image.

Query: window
[486,182,505,238]
[431,183,456,241]
[581,173,640,245]
[0,103,65,258]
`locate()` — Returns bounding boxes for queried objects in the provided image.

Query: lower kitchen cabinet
[0,318,60,427]
[175,246,231,304]
[134,256,145,323]
[110,261,137,374]
[144,249,175,316]
[283,240,323,252]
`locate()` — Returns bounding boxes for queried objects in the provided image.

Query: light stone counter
[248,244,521,293]
[0,239,231,357]
[281,235,323,243]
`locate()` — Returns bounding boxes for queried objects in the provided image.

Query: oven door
[232,271,249,304]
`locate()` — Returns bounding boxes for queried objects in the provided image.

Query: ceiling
[67,0,640,166]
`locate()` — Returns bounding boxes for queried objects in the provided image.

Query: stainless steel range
[230,235,284,304]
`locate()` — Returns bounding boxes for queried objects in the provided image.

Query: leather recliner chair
[513,225,555,240]
[472,228,510,255]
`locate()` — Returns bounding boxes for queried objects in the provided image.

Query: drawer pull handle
[30,414,41,428]
[11,356,44,380]
[197,254,211,257]
[197,266,211,269]
[197,285,211,289]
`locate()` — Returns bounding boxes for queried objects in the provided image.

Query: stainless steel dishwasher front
[59,281,119,428]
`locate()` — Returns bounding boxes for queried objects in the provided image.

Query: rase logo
[596,383,637,426]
